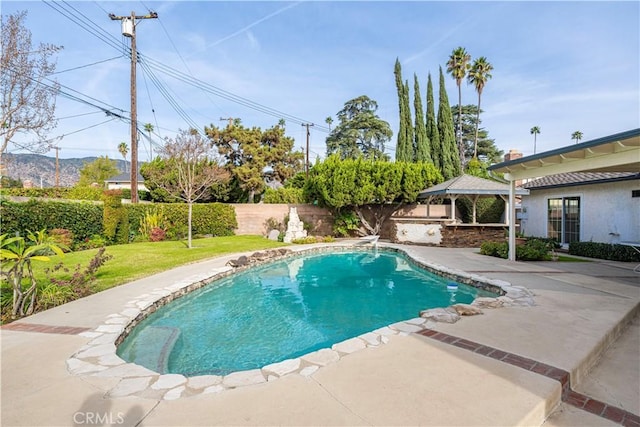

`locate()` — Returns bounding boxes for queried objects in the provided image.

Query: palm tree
[530,126,541,154]
[143,123,154,160]
[571,131,583,144]
[118,142,128,173]
[467,57,493,158]
[447,47,471,163]
[325,116,333,131]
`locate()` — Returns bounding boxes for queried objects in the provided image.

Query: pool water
[117,250,496,376]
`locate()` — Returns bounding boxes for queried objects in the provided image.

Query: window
[547,196,580,245]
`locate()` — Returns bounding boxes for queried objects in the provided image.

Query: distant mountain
[3,153,127,188]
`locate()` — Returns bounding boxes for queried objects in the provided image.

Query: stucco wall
[233,204,334,236]
[520,179,640,243]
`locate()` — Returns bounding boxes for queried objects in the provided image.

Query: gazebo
[418,174,529,224]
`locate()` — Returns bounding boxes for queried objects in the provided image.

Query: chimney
[504,149,523,162]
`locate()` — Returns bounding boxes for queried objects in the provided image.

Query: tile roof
[523,172,639,189]
[418,174,529,197]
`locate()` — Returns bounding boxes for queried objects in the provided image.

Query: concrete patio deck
[1,244,638,426]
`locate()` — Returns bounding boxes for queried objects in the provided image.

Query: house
[520,172,640,245]
[104,172,148,192]
[488,128,640,259]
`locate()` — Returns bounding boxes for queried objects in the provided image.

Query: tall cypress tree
[426,72,440,170]
[394,58,409,161]
[437,66,461,179]
[413,73,431,163]
[403,80,414,161]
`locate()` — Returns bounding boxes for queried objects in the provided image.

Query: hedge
[569,241,640,262]
[263,187,305,204]
[0,200,237,243]
[126,203,237,237]
[0,199,103,242]
[0,186,103,201]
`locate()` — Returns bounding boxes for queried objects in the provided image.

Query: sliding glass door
[547,196,580,244]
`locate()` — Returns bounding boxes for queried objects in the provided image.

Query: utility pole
[52,145,61,187]
[220,117,237,128]
[110,11,157,203]
[302,123,314,177]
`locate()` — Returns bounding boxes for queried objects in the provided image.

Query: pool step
[129,326,180,374]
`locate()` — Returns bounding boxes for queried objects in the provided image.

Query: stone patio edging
[66,244,535,401]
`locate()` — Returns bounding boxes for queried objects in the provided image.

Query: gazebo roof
[418,174,529,198]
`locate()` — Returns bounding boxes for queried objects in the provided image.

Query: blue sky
[4,1,639,162]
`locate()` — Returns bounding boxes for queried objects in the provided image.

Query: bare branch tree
[142,129,229,248]
[1,11,61,178]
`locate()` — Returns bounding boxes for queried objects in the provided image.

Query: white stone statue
[283,207,307,243]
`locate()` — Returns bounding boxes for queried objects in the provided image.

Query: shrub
[457,197,505,223]
[333,210,360,237]
[66,186,104,201]
[74,235,107,251]
[0,199,103,243]
[292,236,320,244]
[480,238,552,261]
[44,247,113,298]
[138,207,168,241]
[263,187,305,203]
[49,229,74,252]
[569,241,640,262]
[126,203,237,239]
[149,227,167,242]
[102,190,129,244]
[36,284,76,311]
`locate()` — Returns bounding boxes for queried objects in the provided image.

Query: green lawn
[35,235,287,292]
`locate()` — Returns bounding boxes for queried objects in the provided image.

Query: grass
[33,235,287,292]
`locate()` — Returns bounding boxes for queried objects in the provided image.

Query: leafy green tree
[437,67,461,179]
[571,130,583,144]
[304,155,441,235]
[78,156,119,186]
[451,104,503,162]
[426,73,441,170]
[325,95,392,161]
[446,46,471,165]
[413,74,431,163]
[142,129,229,248]
[467,56,493,158]
[1,230,64,318]
[403,80,414,160]
[530,126,541,154]
[394,59,412,162]
[206,122,303,202]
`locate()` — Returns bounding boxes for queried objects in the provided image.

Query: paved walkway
[1,244,638,426]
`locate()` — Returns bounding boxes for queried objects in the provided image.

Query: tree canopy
[206,122,303,202]
[304,155,442,235]
[78,156,119,186]
[141,129,229,248]
[451,104,503,163]
[1,11,61,172]
[437,67,461,179]
[325,95,392,161]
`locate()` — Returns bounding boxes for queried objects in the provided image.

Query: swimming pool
[117,249,497,376]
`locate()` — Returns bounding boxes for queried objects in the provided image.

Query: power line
[50,55,124,75]
[44,1,331,134]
